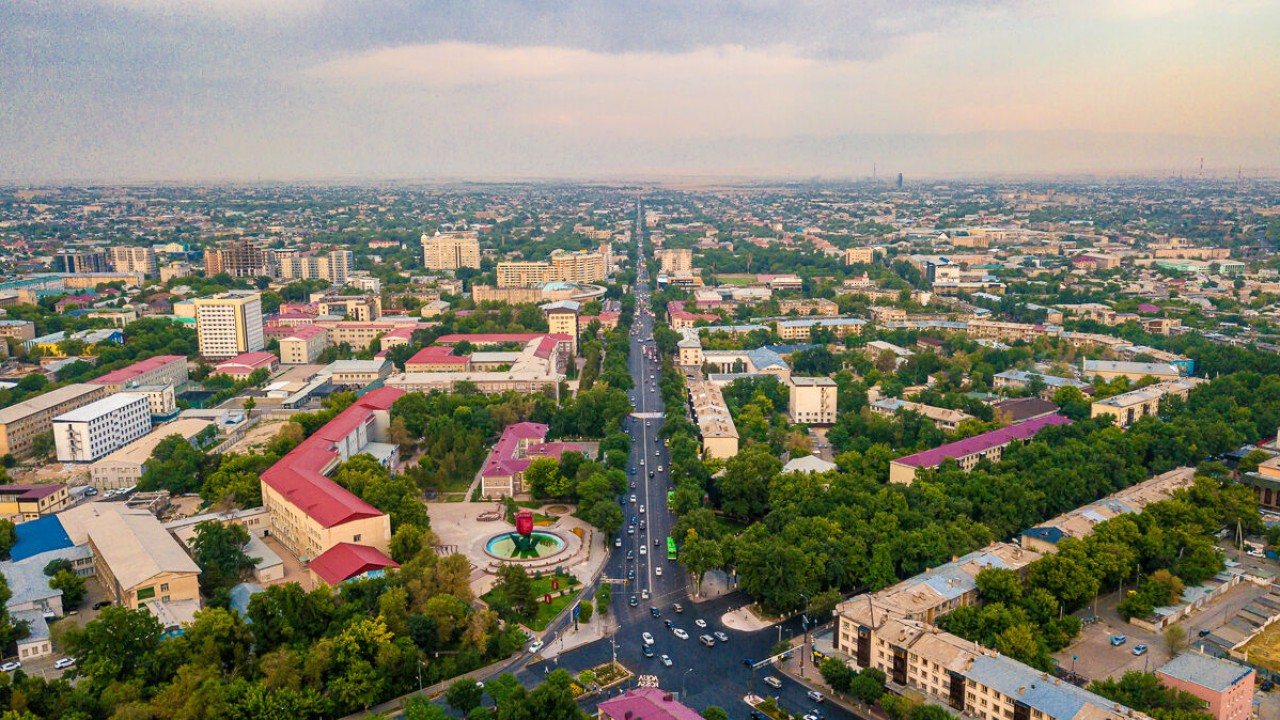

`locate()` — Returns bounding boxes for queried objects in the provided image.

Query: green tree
[445,678,484,713]
[1163,625,1188,657]
[0,519,15,559]
[523,457,564,499]
[849,668,887,705]
[820,657,856,694]
[63,606,164,685]
[191,521,258,600]
[678,533,723,595]
[49,569,87,609]
[577,599,593,623]
[702,707,730,720]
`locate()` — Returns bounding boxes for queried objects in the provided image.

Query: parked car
[93,601,112,610]
[643,645,655,658]
[1132,644,1148,656]
[807,690,825,703]
[642,632,654,646]
[660,654,673,667]
[1109,634,1127,646]
[1,661,20,673]
[673,603,684,613]
[699,634,716,647]
[54,658,75,669]
[694,619,707,628]
[528,641,544,654]
[714,631,729,642]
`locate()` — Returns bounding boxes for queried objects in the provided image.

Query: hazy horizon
[3,1,1278,183]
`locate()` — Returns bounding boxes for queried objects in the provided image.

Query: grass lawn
[713,514,750,535]
[481,575,581,631]
[715,275,755,286]
[530,593,576,631]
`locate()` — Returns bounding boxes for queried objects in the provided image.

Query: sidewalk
[774,640,885,720]
[721,604,774,632]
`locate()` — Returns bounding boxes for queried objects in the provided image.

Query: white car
[694,619,707,628]
[642,632,654,645]
[630,494,637,503]
[673,628,689,640]
[657,466,664,472]
[763,676,782,689]
[528,641,544,654]
[807,690,825,703]
[660,654,673,667]
[655,566,663,576]
[0,661,20,673]
[639,546,647,555]
[654,450,660,456]
[639,505,646,514]
[54,657,75,670]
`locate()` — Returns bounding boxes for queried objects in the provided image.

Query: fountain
[484,510,567,560]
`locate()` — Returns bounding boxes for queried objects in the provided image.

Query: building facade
[108,246,158,277]
[279,325,328,364]
[422,231,481,270]
[53,393,152,463]
[0,383,109,457]
[789,376,838,425]
[194,292,265,359]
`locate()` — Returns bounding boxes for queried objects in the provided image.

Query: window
[353,534,361,542]
[160,583,169,592]
[137,586,156,601]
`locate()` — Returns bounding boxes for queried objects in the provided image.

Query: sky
[1,0,1278,181]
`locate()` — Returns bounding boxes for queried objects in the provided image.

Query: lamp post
[417,660,425,692]
[798,593,810,677]
[683,668,694,701]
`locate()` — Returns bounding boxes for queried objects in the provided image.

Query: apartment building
[0,319,36,343]
[702,347,791,381]
[889,414,1072,484]
[1156,653,1254,720]
[775,317,867,341]
[542,300,580,356]
[159,262,194,283]
[0,383,109,457]
[272,249,353,284]
[53,393,152,463]
[88,355,189,393]
[1090,378,1202,427]
[992,370,1091,395]
[259,388,400,561]
[279,325,328,364]
[659,248,693,274]
[677,331,703,367]
[778,298,839,316]
[54,249,109,274]
[788,376,838,425]
[1020,467,1196,554]
[316,294,382,322]
[315,319,430,348]
[89,418,215,490]
[844,247,880,265]
[194,292,264,359]
[870,398,973,431]
[421,231,481,270]
[0,485,70,523]
[387,370,562,398]
[203,239,268,277]
[496,244,610,287]
[688,380,739,459]
[1082,360,1182,383]
[108,246,158,277]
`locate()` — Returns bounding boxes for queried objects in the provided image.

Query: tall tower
[193,292,265,359]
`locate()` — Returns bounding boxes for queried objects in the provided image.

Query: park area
[481,573,581,631]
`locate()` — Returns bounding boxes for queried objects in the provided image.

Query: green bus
[666,490,674,507]
[667,537,677,561]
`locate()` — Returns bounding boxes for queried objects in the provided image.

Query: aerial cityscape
[1,3,1280,720]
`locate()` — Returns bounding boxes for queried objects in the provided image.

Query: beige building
[422,231,481,270]
[387,370,562,399]
[778,298,839,316]
[688,380,739,459]
[870,398,972,431]
[316,294,382,322]
[659,248,693,274]
[542,301,580,356]
[1082,360,1182,383]
[194,292,264,359]
[86,509,201,610]
[0,320,36,343]
[497,245,610,287]
[279,325,328,364]
[1090,378,1202,428]
[108,246,158,277]
[0,383,109,457]
[0,484,70,523]
[323,359,393,387]
[788,377,837,425]
[89,418,214,490]
[677,331,703,367]
[844,247,880,265]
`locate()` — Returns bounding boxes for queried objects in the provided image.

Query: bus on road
[667,537,677,560]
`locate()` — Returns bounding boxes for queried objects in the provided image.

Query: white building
[53,393,152,463]
[194,292,264,359]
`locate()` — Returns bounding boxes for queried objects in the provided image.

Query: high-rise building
[542,300,580,355]
[496,245,611,288]
[54,249,109,274]
[422,231,481,270]
[53,393,152,463]
[272,248,353,284]
[108,246,158,277]
[660,248,693,274]
[193,292,265,359]
[204,239,267,278]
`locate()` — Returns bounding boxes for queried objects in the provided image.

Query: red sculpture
[515,509,534,537]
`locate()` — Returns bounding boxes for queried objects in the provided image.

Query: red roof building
[308,542,399,586]
[405,345,471,372]
[259,387,403,561]
[479,422,584,498]
[598,688,703,720]
[435,333,545,346]
[89,355,188,392]
[214,351,280,378]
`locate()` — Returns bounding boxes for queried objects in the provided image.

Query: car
[673,603,683,613]
[804,715,821,720]
[639,505,646,514]
[1248,549,1265,558]
[655,567,663,576]
[627,550,635,561]
[628,525,635,535]
[54,657,75,670]
[646,421,652,427]
[630,480,636,488]
[629,468,636,476]
[630,495,637,503]
[93,600,112,610]
[694,619,707,628]
[615,536,622,547]
[643,645,655,658]
[528,641,544,654]
[763,676,782,689]
[649,471,655,479]
[630,595,639,607]
[639,520,646,530]
[657,466,664,472]
[640,546,647,556]
[1,661,20,673]
[664,619,675,628]
[642,589,650,599]
[673,628,689,640]
[654,538,661,547]
[699,634,716,647]
[807,690,825,703]
[1132,644,1148,656]
[642,632,654,645]
[714,631,729,642]
[651,607,661,618]
[660,654,673,667]
[1110,634,1127,646]
[628,569,636,580]
[654,450,660,455]
[640,458,645,466]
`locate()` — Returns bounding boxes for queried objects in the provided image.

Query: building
[53,393,152,463]
[421,231,481,270]
[1156,653,1254,720]
[542,300,580,355]
[0,485,70,523]
[108,246,158,277]
[405,346,471,373]
[496,245,610,287]
[1082,360,1182,383]
[194,292,265,359]
[688,380,739,459]
[316,294,382,322]
[345,274,382,294]
[124,384,177,419]
[1090,378,1202,428]
[88,355,189,393]
[991,397,1061,424]
[259,388,401,561]
[85,509,201,610]
[781,455,839,474]
[778,298,839,316]
[0,319,37,343]
[279,325,328,364]
[775,317,867,341]
[54,249,109,274]
[992,370,1091,395]
[844,247,880,265]
[159,262,194,283]
[89,418,215,490]
[870,398,973,431]
[1020,467,1196,554]
[214,351,279,379]
[889,414,1072,484]
[0,383,109,457]
[309,542,401,586]
[1072,253,1122,271]
[677,330,703,367]
[322,359,393,387]
[659,248,693,274]
[479,422,585,498]
[597,687,703,720]
[273,248,354,284]
[789,376,837,425]
[203,239,267,277]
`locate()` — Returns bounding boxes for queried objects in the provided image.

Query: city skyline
[2,1,1278,181]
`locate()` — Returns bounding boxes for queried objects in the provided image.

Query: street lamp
[798,593,810,677]
[683,668,694,701]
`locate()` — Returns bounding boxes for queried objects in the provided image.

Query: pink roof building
[479,422,584,499]
[90,355,188,392]
[598,688,704,720]
[308,542,399,586]
[214,351,279,378]
[889,414,1072,484]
